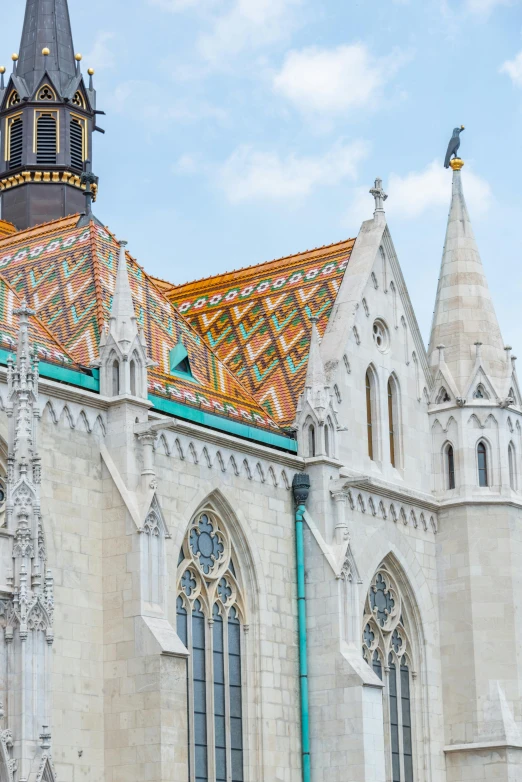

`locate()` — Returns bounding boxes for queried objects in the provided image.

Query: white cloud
[111,80,227,124]
[83,32,116,71]
[218,140,369,203]
[198,0,302,63]
[500,50,522,87]
[465,0,512,14]
[149,0,201,9]
[273,43,407,115]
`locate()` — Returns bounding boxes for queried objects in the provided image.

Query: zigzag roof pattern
[0,216,282,435]
[160,239,355,426]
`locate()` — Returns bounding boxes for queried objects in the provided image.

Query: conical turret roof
[17,0,76,95]
[427,164,506,394]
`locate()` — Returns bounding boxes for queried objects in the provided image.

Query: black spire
[0,0,103,231]
[17,0,76,96]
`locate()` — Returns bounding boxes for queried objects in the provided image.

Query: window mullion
[397,657,406,782]
[224,616,232,782]
[207,616,217,782]
[188,610,196,782]
[383,667,393,782]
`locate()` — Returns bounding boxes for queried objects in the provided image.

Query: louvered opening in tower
[36,114,57,165]
[70,118,84,171]
[8,118,23,170]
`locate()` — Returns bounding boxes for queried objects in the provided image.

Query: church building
[0,3,520,782]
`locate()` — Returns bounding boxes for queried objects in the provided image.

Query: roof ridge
[158,237,355,292]
[89,220,110,338]
[0,214,81,247]
[0,269,81,367]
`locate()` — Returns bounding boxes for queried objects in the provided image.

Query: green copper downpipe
[292,473,312,782]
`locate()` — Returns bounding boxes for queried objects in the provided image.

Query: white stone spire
[427,162,506,394]
[97,240,151,399]
[303,317,328,419]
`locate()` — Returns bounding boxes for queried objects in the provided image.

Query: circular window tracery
[38,86,55,101]
[373,319,389,352]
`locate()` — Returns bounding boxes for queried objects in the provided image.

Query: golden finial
[11,54,19,62]
[42,47,50,56]
[450,158,465,171]
[75,53,82,61]
[0,67,5,75]
[87,68,95,76]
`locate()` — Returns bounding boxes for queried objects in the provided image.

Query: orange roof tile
[162,239,355,426]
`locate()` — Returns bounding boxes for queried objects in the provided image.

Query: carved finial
[370,178,388,218]
[437,344,445,364]
[39,726,52,751]
[474,341,483,359]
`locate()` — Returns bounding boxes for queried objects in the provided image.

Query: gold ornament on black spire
[0,0,105,230]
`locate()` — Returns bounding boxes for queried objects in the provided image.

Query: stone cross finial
[370,178,388,217]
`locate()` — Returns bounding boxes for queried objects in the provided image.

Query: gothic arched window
[509,442,516,490]
[387,377,398,468]
[445,444,455,490]
[363,565,416,782]
[7,116,23,169]
[8,91,20,107]
[308,423,316,458]
[36,111,57,165]
[473,384,488,399]
[436,387,450,404]
[112,359,120,396]
[477,441,488,487]
[130,359,137,396]
[366,369,376,461]
[177,508,245,782]
[70,116,86,170]
[37,85,56,101]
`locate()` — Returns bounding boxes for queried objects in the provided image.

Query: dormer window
[72,91,86,109]
[8,91,20,107]
[436,387,450,403]
[169,340,195,380]
[473,384,487,399]
[37,85,56,101]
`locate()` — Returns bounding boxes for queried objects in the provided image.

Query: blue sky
[3,0,522,349]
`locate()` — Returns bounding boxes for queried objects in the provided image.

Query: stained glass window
[363,565,416,782]
[177,508,245,782]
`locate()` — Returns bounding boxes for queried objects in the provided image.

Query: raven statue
[444,126,465,168]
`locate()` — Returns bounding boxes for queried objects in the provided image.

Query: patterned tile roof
[0,217,282,435]
[161,240,355,426]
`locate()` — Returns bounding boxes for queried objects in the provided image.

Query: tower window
[130,360,137,396]
[112,360,120,396]
[7,116,23,169]
[72,91,86,109]
[70,117,85,170]
[37,85,56,101]
[366,370,374,460]
[446,444,455,490]
[8,91,20,107]
[473,384,487,399]
[388,378,397,467]
[308,423,316,457]
[36,112,57,165]
[477,442,488,487]
[509,443,516,490]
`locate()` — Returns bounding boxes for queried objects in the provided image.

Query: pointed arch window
[70,116,86,170]
[72,90,86,109]
[130,359,137,396]
[366,370,375,461]
[35,111,58,165]
[112,359,120,396]
[445,444,455,490]
[8,91,20,107]
[6,115,23,169]
[177,508,245,782]
[388,378,397,468]
[473,384,488,399]
[509,442,516,490]
[308,423,316,457]
[477,441,488,487]
[363,565,416,782]
[436,387,450,404]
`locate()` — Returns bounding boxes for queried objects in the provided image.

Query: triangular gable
[463,364,500,402]
[159,239,355,426]
[429,366,461,405]
[140,493,171,539]
[31,73,61,101]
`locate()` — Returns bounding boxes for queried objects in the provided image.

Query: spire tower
[0,0,101,230]
[427,160,506,394]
